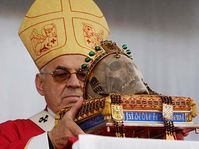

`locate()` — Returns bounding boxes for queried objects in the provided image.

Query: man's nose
[66,73,81,88]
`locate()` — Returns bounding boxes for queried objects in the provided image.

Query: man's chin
[60,96,82,108]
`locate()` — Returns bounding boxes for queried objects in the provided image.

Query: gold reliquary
[56,40,199,140]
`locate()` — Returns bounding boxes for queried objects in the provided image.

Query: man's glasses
[40,67,87,82]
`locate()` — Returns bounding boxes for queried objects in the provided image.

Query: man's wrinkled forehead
[41,54,86,71]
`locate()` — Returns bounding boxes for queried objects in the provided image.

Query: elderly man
[0,0,194,148]
[0,0,109,148]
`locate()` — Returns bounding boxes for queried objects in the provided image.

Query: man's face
[36,55,85,113]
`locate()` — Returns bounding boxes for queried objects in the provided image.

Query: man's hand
[176,128,194,140]
[48,98,85,148]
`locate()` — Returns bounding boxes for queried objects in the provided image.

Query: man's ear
[35,74,45,96]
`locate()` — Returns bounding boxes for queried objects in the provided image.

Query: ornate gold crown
[81,40,133,70]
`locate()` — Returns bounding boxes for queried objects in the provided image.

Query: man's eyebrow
[55,65,81,71]
[55,66,68,71]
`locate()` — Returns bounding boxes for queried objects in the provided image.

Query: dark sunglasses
[40,67,87,82]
